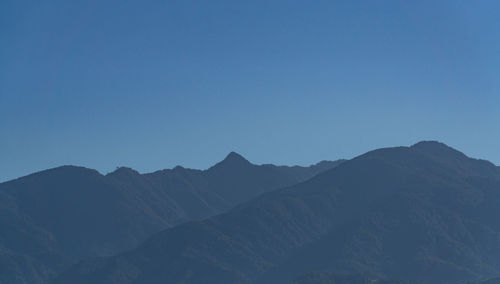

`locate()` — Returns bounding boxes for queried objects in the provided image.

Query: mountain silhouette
[0,154,343,284]
[54,141,500,284]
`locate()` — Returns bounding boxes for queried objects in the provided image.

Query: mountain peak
[411,140,449,149]
[107,167,140,177]
[222,151,251,165]
[173,165,185,171]
[6,165,102,183]
[210,152,252,170]
[224,151,248,162]
[411,140,466,158]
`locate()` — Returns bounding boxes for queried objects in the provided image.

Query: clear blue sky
[1,0,499,181]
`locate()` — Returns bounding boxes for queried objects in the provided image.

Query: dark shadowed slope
[467,277,500,284]
[54,142,500,284]
[0,154,342,284]
[0,190,68,284]
[292,272,412,284]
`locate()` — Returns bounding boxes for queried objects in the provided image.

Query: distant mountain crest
[411,140,465,155]
[224,151,250,163]
[411,140,497,173]
[107,167,140,177]
[210,151,252,170]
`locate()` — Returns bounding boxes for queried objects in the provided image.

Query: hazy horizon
[2,0,499,182]
[1,140,496,183]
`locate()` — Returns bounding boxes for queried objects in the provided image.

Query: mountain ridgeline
[0,153,343,284]
[54,142,500,284]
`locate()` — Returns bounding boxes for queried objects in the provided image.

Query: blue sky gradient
[1,0,499,181]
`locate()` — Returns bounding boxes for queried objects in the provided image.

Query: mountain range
[52,141,500,284]
[0,153,343,284]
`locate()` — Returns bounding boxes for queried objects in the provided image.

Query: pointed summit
[221,151,251,166]
[224,151,249,163]
[209,151,252,171]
